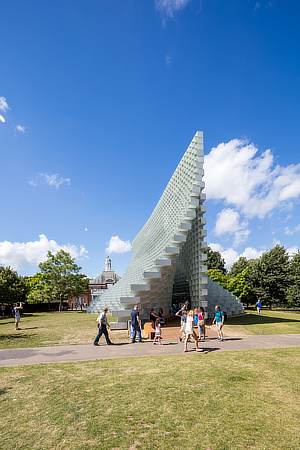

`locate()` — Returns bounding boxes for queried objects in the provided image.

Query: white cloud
[0,234,88,269]
[233,229,251,247]
[284,224,300,235]
[221,248,239,270]
[204,139,300,219]
[208,243,265,270]
[14,125,26,134]
[29,173,71,189]
[106,236,132,254]
[241,247,264,261]
[215,208,241,235]
[287,246,299,257]
[222,246,264,270]
[155,0,190,18]
[208,242,223,253]
[0,96,10,113]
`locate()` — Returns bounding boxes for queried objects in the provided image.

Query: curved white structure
[88,132,244,327]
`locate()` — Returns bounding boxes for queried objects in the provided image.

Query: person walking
[13,302,23,330]
[256,300,262,314]
[131,305,142,343]
[93,307,113,346]
[197,307,206,341]
[175,303,187,341]
[183,310,202,353]
[212,305,225,341]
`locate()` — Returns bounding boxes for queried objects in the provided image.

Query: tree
[286,251,300,307]
[34,250,90,311]
[228,257,249,278]
[227,268,252,304]
[206,269,229,289]
[0,266,26,304]
[25,274,54,307]
[204,246,227,274]
[248,245,290,308]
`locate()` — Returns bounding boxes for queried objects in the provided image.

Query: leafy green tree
[204,246,227,274]
[227,268,252,304]
[34,250,89,311]
[228,256,249,278]
[248,245,290,308]
[286,251,300,307]
[0,266,26,304]
[206,269,229,289]
[25,274,54,307]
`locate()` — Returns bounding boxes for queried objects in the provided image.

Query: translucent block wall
[87,131,245,327]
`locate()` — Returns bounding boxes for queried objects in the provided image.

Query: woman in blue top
[212,305,224,342]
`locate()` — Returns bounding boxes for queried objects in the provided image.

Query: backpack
[215,310,227,322]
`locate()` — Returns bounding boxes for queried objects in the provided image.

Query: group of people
[93,303,226,351]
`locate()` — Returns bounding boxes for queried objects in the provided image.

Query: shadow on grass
[21,327,39,330]
[228,313,300,326]
[0,333,37,342]
[0,387,12,396]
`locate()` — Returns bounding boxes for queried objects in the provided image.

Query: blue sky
[1,0,299,277]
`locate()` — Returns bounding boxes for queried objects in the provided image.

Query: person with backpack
[212,305,225,342]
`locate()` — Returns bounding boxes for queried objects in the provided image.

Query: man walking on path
[212,305,224,342]
[131,305,142,343]
[93,307,113,346]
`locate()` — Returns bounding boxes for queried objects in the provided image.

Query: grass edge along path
[1,347,299,450]
[0,309,299,350]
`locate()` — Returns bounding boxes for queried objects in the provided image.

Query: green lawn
[0,311,125,349]
[225,309,300,336]
[1,309,300,350]
[1,347,299,449]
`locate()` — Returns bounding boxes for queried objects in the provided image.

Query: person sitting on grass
[153,318,163,345]
[183,310,202,353]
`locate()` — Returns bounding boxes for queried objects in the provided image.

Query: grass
[225,309,300,336]
[0,311,126,349]
[0,347,299,449]
[1,309,300,350]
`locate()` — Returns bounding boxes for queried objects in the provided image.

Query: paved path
[0,334,299,367]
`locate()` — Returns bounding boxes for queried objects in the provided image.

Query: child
[197,307,206,341]
[153,318,163,345]
[193,308,198,327]
[184,310,202,352]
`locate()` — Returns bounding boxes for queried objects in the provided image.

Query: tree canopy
[204,246,227,274]
[0,266,26,304]
[31,250,90,311]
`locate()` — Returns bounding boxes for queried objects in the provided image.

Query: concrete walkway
[1,334,299,367]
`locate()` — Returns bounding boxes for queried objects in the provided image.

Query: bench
[142,322,155,339]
